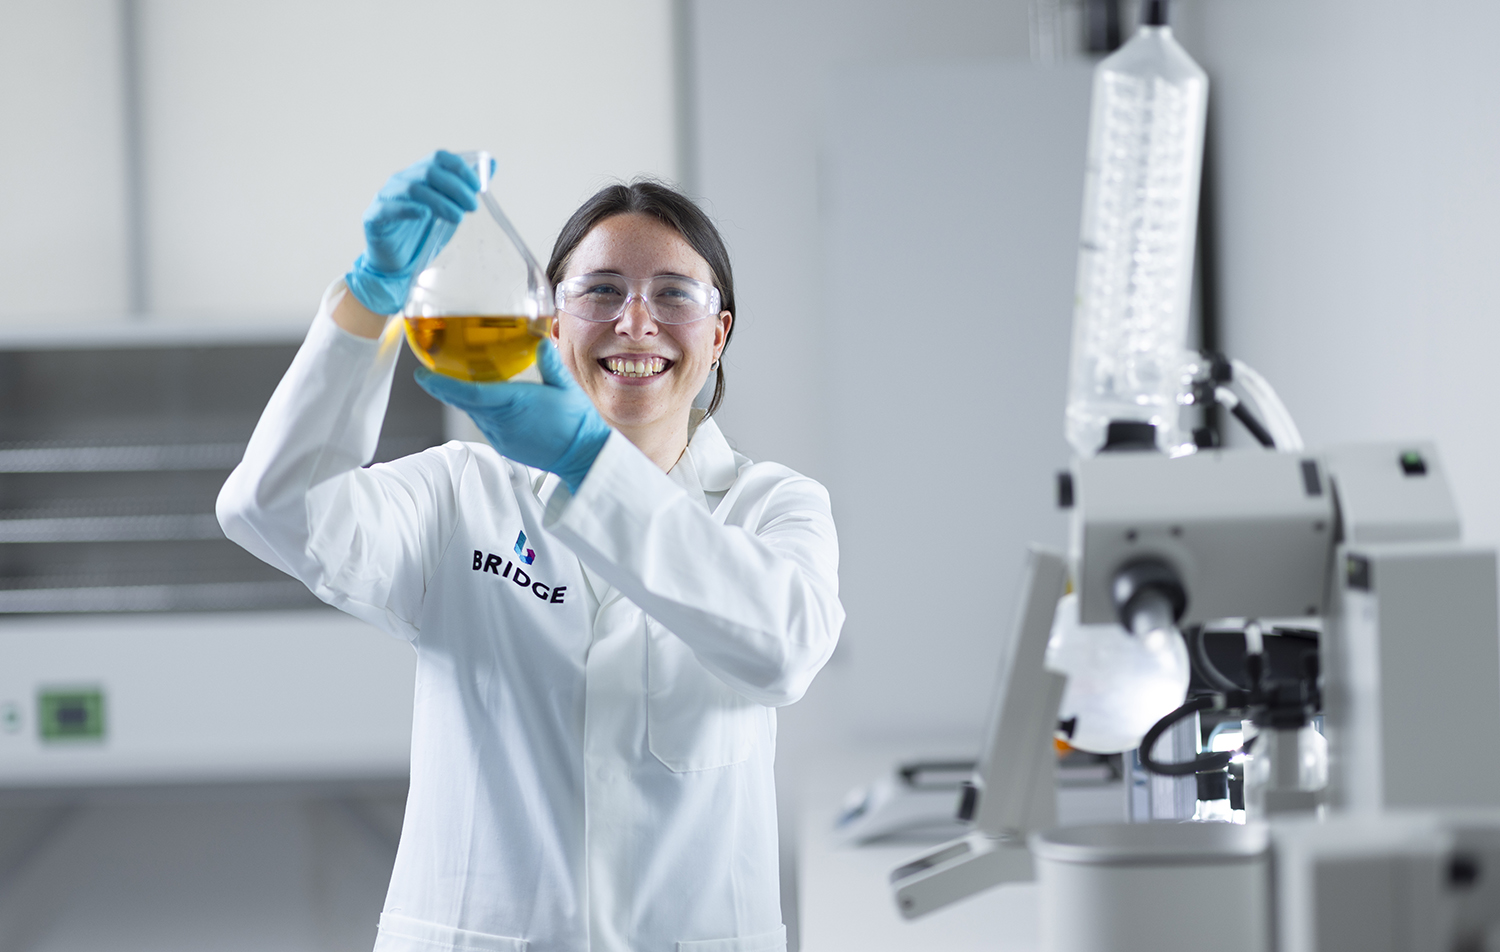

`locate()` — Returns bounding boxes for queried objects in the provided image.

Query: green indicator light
[38,688,106,742]
[1399,450,1427,475]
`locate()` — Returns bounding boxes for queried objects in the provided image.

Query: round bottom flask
[402,150,554,382]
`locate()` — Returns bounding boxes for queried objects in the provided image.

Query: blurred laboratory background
[3,1,1500,950]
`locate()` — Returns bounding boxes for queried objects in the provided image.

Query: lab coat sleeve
[216,281,462,640]
[544,431,844,707]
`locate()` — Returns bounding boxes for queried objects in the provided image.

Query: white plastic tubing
[1229,358,1304,452]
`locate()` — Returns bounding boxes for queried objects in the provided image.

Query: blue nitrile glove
[345,151,483,315]
[415,340,612,493]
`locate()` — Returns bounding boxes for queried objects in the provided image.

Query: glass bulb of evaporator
[1045,593,1191,754]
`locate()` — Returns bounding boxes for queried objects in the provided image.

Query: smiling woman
[548,180,736,404]
[546,187,734,471]
[216,155,844,952]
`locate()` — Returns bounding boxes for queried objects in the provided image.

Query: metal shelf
[0,514,224,544]
[0,580,317,614]
[0,442,245,473]
[0,334,443,614]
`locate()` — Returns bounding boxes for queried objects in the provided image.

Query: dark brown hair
[547,180,735,418]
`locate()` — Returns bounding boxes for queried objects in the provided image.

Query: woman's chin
[580,372,699,433]
[598,396,692,434]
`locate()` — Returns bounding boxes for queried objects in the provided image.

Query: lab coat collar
[532,414,740,504]
[684,415,739,493]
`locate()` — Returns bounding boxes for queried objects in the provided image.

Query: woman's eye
[583,284,624,298]
[654,283,704,306]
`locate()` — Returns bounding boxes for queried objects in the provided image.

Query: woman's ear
[714,310,732,357]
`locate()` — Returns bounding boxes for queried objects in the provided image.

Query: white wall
[689,0,1044,754]
[0,2,131,318]
[690,0,1033,481]
[137,0,678,318]
[1180,1,1500,547]
[0,0,678,324]
[818,62,1089,744]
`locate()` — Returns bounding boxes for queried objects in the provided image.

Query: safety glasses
[554,272,722,325]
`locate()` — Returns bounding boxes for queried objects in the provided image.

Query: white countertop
[790,741,1126,952]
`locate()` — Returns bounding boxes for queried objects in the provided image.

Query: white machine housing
[1071,449,1334,626]
[1272,810,1500,952]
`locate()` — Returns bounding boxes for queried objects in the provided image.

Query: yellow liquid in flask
[403,315,552,382]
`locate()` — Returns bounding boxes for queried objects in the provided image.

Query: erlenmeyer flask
[402,151,554,382]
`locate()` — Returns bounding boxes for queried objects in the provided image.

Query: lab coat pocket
[373,913,528,952]
[646,618,761,772]
[676,925,787,952]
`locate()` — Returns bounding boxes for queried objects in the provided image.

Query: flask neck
[1141,0,1169,27]
[454,150,494,193]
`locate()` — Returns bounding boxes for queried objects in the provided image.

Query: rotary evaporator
[888,4,1500,950]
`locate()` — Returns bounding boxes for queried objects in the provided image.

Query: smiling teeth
[605,356,667,377]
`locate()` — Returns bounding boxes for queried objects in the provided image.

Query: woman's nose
[614,292,658,339]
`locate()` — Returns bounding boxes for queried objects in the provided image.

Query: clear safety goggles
[554,272,722,325]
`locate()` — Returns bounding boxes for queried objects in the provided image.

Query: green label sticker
[38,688,106,742]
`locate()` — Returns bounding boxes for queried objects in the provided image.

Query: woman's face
[552,213,731,437]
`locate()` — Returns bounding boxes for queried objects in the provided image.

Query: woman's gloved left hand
[415,340,612,493]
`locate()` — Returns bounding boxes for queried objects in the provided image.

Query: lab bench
[791,741,1125,952]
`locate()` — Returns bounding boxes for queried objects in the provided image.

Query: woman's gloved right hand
[414,340,612,493]
[344,150,483,315]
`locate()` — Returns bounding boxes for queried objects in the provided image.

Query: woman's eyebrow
[575,268,699,280]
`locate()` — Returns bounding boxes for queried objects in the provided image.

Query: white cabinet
[0,610,414,787]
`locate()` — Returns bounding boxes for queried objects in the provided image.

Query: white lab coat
[216,283,844,952]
